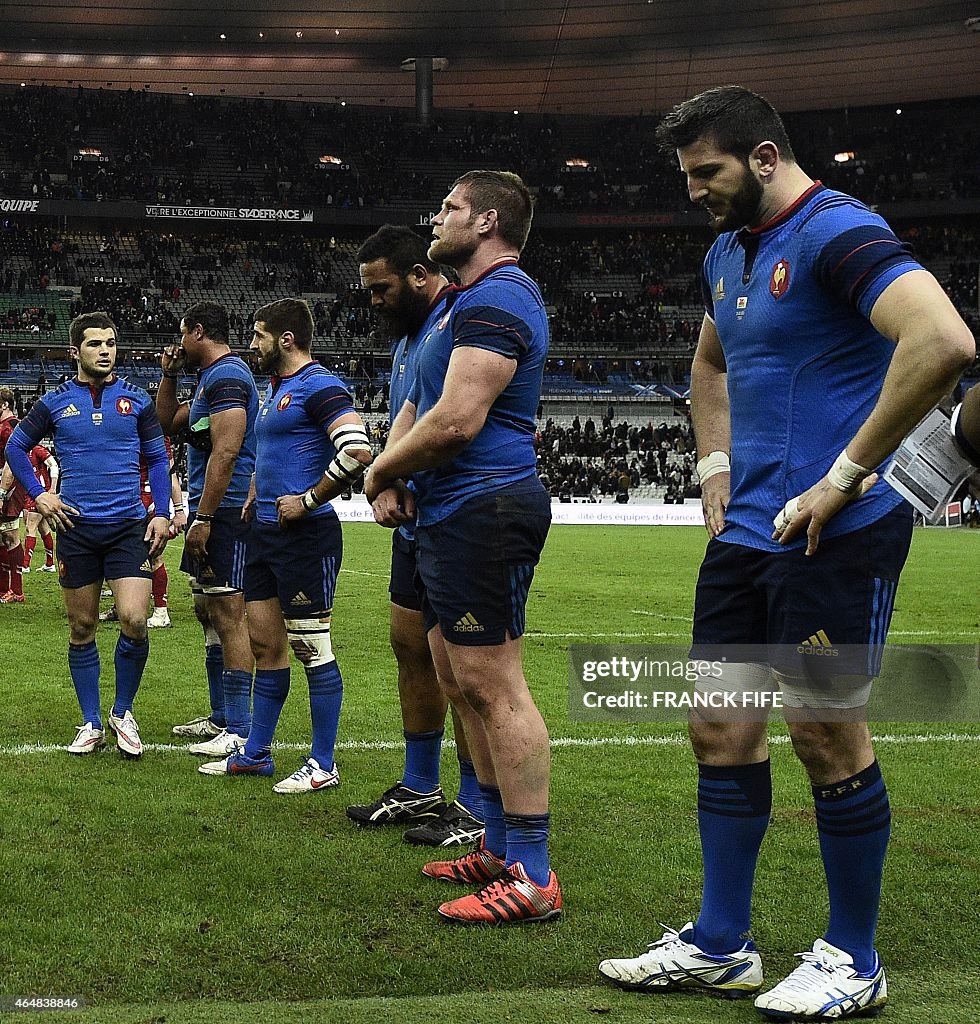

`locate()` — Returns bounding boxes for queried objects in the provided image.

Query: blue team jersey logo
[115,397,133,416]
[770,259,791,299]
[277,394,292,412]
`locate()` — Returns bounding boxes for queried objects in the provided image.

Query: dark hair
[182,301,229,344]
[0,387,15,410]
[451,170,534,252]
[357,224,438,276]
[68,311,117,349]
[656,85,795,162]
[254,297,314,352]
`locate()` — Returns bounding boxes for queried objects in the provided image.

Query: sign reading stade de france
[145,205,314,222]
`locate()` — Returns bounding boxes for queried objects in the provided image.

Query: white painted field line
[629,610,974,641]
[631,610,693,622]
[2,732,979,757]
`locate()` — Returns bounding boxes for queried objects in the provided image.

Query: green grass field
[0,524,978,1024]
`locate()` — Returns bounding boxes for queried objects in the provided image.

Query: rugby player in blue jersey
[156,302,258,762]
[366,171,560,924]
[598,87,975,1019]
[199,298,372,794]
[5,312,175,758]
[347,224,485,847]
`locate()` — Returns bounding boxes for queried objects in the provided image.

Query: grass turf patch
[0,523,977,1015]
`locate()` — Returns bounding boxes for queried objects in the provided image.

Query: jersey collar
[73,373,117,388]
[740,181,825,237]
[459,256,520,291]
[272,360,317,387]
[199,349,237,372]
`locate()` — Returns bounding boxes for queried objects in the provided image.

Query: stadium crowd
[1,85,978,211]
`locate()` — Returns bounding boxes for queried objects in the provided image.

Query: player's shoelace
[775,950,858,994]
[473,870,553,915]
[647,924,687,952]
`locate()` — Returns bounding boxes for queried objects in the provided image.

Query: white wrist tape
[302,488,323,511]
[827,449,872,494]
[696,451,731,485]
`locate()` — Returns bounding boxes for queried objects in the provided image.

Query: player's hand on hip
[185,518,211,559]
[36,491,78,531]
[275,493,307,526]
[773,472,878,556]
[700,472,730,538]
[372,482,415,528]
[145,515,171,560]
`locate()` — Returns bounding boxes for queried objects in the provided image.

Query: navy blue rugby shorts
[57,516,153,589]
[244,512,342,617]
[692,504,914,677]
[415,479,551,647]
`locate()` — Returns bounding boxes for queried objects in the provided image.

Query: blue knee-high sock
[504,811,551,887]
[814,761,891,973]
[205,642,226,727]
[693,759,772,954]
[222,669,252,738]
[479,783,506,858]
[112,634,149,717]
[455,756,483,820]
[402,728,443,793]
[245,668,290,759]
[307,661,343,769]
[68,641,101,728]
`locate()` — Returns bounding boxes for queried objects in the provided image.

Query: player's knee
[69,619,97,645]
[391,630,431,672]
[787,720,860,777]
[285,617,334,668]
[118,610,148,639]
[452,671,499,717]
[689,715,768,764]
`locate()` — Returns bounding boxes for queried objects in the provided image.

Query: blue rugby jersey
[185,353,259,514]
[389,287,455,541]
[6,375,170,519]
[407,259,548,527]
[702,182,921,551]
[253,361,355,524]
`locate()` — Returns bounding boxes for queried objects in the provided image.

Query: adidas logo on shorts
[291,591,311,606]
[454,612,485,633]
[798,629,839,657]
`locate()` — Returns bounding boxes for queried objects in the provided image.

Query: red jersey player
[22,443,59,573]
[0,387,28,603]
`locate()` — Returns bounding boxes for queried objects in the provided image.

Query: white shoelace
[648,924,687,951]
[775,951,851,995]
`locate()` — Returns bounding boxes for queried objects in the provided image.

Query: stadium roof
[1,1,977,115]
